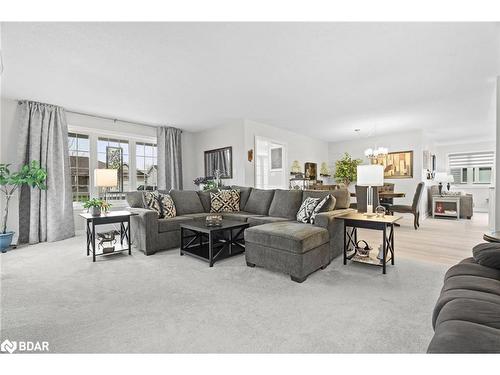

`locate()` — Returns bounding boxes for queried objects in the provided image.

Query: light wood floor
[357,212,489,266]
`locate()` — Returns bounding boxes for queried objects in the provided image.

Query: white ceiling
[2,22,499,142]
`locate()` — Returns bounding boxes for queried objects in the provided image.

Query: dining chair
[355,185,380,213]
[390,182,425,230]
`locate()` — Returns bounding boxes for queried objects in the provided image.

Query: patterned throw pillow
[296,197,321,223]
[310,194,333,224]
[210,189,239,213]
[144,191,162,216]
[143,191,176,218]
[229,189,240,211]
[159,193,176,218]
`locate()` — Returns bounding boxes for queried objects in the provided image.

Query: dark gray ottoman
[244,221,330,283]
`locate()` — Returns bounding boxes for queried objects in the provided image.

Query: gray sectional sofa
[126,186,354,281]
[427,246,500,353]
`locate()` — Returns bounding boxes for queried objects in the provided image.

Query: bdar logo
[1,339,17,354]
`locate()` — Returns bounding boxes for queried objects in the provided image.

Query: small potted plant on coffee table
[0,161,47,253]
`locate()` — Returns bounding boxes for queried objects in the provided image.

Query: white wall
[243,119,329,187]
[329,129,426,207]
[434,140,495,212]
[184,120,246,189]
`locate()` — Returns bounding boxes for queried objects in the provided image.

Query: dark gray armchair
[390,182,425,230]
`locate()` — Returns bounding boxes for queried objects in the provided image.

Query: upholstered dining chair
[390,182,425,230]
[355,185,380,213]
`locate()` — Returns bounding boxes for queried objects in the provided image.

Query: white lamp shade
[94,169,118,188]
[445,175,455,183]
[357,165,384,186]
[434,172,448,183]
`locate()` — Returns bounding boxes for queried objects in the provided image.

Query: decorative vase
[0,231,15,253]
[90,206,101,216]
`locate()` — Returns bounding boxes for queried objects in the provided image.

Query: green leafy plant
[334,153,363,187]
[202,180,217,191]
[0,161,48,234]
[82,198,111,212]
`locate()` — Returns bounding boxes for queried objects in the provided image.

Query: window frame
[447,150,495,187]
[68,125,157,206]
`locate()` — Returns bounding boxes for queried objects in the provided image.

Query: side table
[79,211,138,262]
[432,195,460,220]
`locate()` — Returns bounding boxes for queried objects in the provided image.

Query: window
[136,142,158,190]
[69,133,90,202]
[98,137,129,200]
[448,151,494,185]
[67,130,156,203]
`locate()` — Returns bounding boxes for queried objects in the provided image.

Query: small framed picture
[270,147,283,171]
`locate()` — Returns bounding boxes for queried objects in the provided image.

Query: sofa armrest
[128,208,159,255]
[313,208,355,259]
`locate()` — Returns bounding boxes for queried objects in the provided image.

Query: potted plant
[83,198,110,216]
[0,161,48,252]
[334,153,363,187]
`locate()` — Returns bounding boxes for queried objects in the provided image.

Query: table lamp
[357,165,384,215]
[94,169,118,201]
[445,175,454,191]
[434,172,448,195]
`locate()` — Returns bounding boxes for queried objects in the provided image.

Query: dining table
[350,192,406,199]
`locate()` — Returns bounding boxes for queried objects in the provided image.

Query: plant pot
[0,231,15,253]
[90,206,101,216]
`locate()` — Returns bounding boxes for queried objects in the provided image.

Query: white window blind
[448,151,495,168]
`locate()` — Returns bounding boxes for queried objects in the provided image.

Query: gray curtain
[17,100,75,244]
[157,126,183,191]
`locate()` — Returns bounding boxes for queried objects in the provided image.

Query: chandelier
[364,147,388,160]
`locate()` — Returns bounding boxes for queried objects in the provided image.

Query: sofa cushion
[268,189,303,219]
[244,222,329,254]
[331,188,350,209]
[182,213,210,220]
[428,320,500,353]
[435,298,500,330]
[126,191,145,208]
[244,188,275,215]
[210,189,240,213]
[222,211,264,222]
[444,260,500,281]
[441,275,500,296]
[158,216,194,233]
[231,185,252,210]
[169,190,204,215]
[296,197,321,223]
[247,216,291,227]
[473,242,500,270]
[302,190,337,211]
[197,189,218,212]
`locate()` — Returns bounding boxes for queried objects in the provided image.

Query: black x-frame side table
[337,213,401,274]
[79,211,138,262]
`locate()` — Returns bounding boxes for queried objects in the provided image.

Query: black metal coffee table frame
[180,221,249,267]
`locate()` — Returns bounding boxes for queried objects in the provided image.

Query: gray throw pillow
[472,242,500,269]
[297,197,320,223]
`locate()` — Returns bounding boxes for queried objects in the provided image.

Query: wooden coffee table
[336,212,402,274]
[180,220,249,267]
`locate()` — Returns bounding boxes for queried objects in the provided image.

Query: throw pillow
[229,189,240,211]
[310,194,335,224]
[144,191,162,216]
[210,189,238,213]
[158,192,176,218]
[472,242,500,269]
[296,197,321,223]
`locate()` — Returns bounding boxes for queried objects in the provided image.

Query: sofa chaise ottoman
[245,221,330,283]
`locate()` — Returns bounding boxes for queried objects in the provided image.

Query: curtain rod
[65,109,161,129]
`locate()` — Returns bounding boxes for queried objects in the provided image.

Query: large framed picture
[373,150,413,179]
